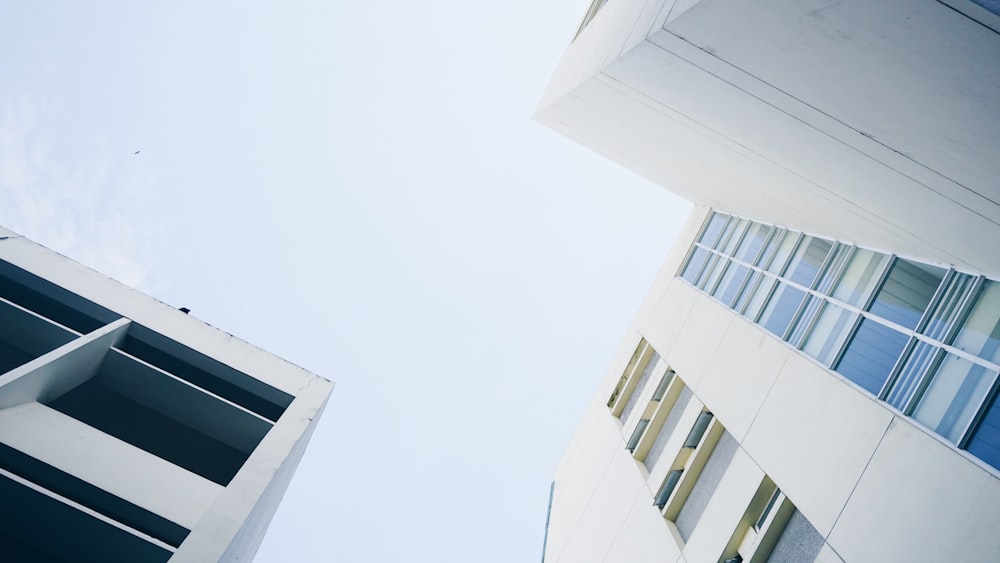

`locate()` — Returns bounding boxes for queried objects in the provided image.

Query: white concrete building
[0,226,333,562]
[537,1,1000,562]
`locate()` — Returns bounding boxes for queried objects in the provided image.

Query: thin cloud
[0,98,167,294]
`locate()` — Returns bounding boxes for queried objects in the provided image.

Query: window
[608,340,654,416]
[720,480,821,563]
[626,419,650,452]
[683,411,713,449]
[758,283,807,338]
[835,318,909,395]
[617,348,660,424]
[678,211,1000,472]
[654,469,683,509]
[800,302,855,366]
[830,248,890,307]
[867,258,946,330]
[650,401,734,542]
[625,369,686,465]
[911,354,995,443]
[953,280,1000,364]
[644,386,693,471]
[782,236,832,287]
[884,340,938,410]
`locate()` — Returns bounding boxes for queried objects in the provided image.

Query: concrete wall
[538,0,1000,277]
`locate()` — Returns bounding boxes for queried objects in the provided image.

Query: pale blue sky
[0,2,691,561]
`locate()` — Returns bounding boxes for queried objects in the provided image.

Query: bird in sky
[133,150,141,155]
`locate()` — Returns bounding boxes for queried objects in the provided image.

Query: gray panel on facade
[766,509,824,563]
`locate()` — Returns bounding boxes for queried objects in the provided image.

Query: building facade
[0,226,333,562]
[537,1,1000,562]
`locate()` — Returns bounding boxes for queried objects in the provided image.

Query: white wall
[543,206,1000,562]
[538,0,1000,277]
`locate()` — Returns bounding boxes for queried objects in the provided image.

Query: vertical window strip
[677,211,1000,472]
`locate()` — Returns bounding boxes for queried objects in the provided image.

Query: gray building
[0,225,333,562]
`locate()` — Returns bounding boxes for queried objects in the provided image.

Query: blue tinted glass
[764,232,799,274]
[697,255,726,291]
[713,263,749,307]
[831,249,890,308]
[923,273,976,341]
[699,213,728,248]
[912,354,994,443]
[786,296,823,346]
[720,219,750,256]
[953,280,1000,364]
[784,236,833,288]
[759,283,806,338]
[735,223,773,263]
[801,303,855,366]
[868,259,946,330]
[814,244,852,295]
[681,247,710,284]
[885,341,937,409]
[744,276,778,321]
[968,394,1000,471]
[836,319,909,395]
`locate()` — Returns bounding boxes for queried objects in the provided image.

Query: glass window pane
[712,263,749,307]
[720,218,750,256]
[712,217,740,253]
[868,259,946,330]
[734,271,762,313]
[744,276,778,321]
[783,236,833,288]
[734,223,773,264]
[697,255,726,292]
[835,319,909,395]
[953,280,1000,365]
[814,244,852,295]
[831,249,890,308]
[626,419,650,452]
[759,283,807,338]
[764,232,799,274]
[652,370,675,401]
[694,253,720,288]
[912,354,995,443]
[967,394,1000,471]
[787,296,823,347]
[885,341,938,410]
[802,303,856,366]
[698,213,728,248]
[681,247,710,284]
[683,412,714,448]
[923,273,977,341]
